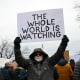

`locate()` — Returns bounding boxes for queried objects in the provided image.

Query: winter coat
[13,68,27,80]
[73,60,80,80]
[13,68,21,80]
[54,59,73,80]
[0,68,4,80]
[19,69,27,80]
[1,66,14,80]
[51,66,59,80]
[14,37,68,80]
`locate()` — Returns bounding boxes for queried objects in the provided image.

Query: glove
[62,35,69,42]
[14,37,21,45]
[14,37,21,49]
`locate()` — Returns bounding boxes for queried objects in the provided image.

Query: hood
[30,48,48,61]
[57,58,67,66]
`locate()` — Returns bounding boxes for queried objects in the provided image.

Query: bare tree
[0,39,30,59]
[0,40,14,59]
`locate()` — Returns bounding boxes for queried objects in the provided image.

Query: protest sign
[17,8,64,42]
[64,50,70,62]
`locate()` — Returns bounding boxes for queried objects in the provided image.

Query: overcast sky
[0,0,80,56]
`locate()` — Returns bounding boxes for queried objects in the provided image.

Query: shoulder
[64,64,72,69]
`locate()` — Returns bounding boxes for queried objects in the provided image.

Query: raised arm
[49,35,69,65]
[14,37,29,69]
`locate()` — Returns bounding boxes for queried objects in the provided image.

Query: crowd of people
[0,61,27,80]
[0,35,80,80]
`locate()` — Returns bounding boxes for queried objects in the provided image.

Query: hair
[70,59,75,65]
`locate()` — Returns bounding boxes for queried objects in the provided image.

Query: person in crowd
[73,60,80,80]
[13,67,22,80]
[0,68,4,80]
[51,66,59,80]
[1,62,14,80]
[13,65,27,80]
[13,35,69,80]
[54,58,73,80]
[70,59,75,72]
[18,68,27,80]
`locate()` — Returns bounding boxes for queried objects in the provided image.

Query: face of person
[34,53,43,62]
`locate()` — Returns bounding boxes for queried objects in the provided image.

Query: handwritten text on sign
[17,9,64,42]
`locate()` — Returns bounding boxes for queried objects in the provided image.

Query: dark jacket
[13,68,21,80]
[1,66,14,80]
[0,68,4,80]
[14,36,69,80]
[73,60,80,80]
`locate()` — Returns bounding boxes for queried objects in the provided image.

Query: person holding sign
[14,35,69,80]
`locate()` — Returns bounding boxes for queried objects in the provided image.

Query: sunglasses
[35,53,42,56]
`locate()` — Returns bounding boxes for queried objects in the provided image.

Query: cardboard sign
[64,50,69,61]
[17,8,64,42]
